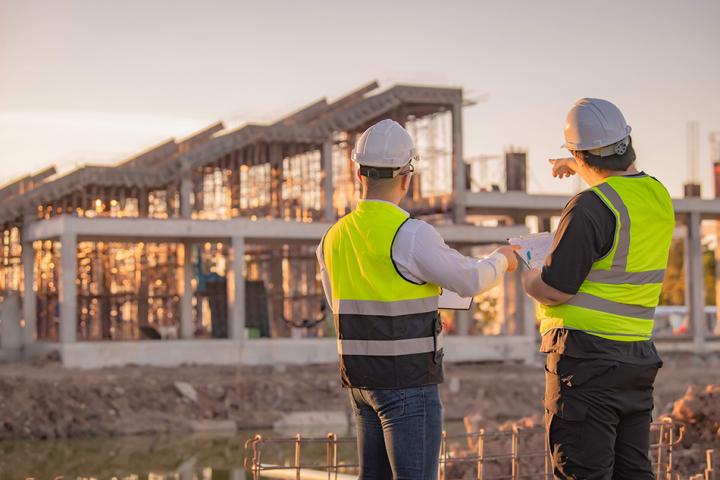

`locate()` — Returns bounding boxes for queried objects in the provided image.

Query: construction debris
[174,381,199,403]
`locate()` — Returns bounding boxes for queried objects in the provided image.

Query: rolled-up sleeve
[316,239,333,310]
[395,220,508,297]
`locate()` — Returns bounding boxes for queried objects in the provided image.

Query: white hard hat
[562,98,632,152]
[352,119,417,169]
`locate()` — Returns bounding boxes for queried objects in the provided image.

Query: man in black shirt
[522,98,675,479]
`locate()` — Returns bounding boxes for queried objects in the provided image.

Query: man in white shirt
[316,119,518,479]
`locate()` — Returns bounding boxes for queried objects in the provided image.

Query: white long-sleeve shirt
[316,200,508,308]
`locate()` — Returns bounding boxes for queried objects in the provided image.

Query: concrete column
[21,241,36,345]
[715,220,720,336]
[522,294,536,338]
[455,309,471,336]
[685,212,706,352]
[0,292,22,351]
[270,143,284,218]
[180,176,193,219]
[59,233,77,343]
[227,236,246,340]
[321,139,335,221]
[501,273,513,334]
[451,102,466,224]
[455,246,472,336]
[138,188,149,217]
[180,241,194,339]
[514,269,528,335]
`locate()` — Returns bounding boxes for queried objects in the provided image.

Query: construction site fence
[244,419,718,480]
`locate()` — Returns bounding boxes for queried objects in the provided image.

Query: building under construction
[0,81,718,368]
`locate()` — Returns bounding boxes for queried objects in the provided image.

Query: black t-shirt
[539,172,663,366]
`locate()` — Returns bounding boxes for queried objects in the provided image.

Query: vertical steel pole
[439,430,447,480]
[667,422,675,479]
[252,435,262,480]
[326,433,333,480]
[477,428,485,480]
[333,433,339,480]
[295,433,302,480]
[656,421,665,479]
[511,425,519,480]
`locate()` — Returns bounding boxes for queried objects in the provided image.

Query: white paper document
[508,231,555,270]
[438,289,473,310]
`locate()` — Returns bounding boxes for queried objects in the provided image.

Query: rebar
[245,421,691,480]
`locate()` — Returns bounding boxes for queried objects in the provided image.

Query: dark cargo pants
[544,353,661,479]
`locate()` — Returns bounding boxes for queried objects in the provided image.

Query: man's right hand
[494,245,520,272]
[549,157,578,178]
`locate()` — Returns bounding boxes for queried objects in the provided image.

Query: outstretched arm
[394,220,519,298]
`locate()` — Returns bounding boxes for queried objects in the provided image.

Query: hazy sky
[1,0,719,197]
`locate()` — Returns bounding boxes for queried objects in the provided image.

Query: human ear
[401,173,412,191]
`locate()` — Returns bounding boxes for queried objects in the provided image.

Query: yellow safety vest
[538,174,675,342]
[322,200,443,388]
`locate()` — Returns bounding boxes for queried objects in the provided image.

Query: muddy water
[0,422,470,479]
[1,427,353,480]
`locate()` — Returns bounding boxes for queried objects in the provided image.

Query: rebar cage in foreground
[244,419,716,480]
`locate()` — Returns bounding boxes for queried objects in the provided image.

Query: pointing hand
[549,157,578,178]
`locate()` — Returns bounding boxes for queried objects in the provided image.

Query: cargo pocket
[546,400,588,450]
[548,353,618,388]
[544,355,589,446]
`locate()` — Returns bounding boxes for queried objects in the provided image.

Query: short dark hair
[579,136,636,171]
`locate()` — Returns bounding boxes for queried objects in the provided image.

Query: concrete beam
[466,191,569,215]
[466,190,720,218]
[60,339,242,368]
[50,335,538,369]
[24,216,526,245]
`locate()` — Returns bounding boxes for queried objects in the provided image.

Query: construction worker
[522,98,675,479]
[316,119,519,480]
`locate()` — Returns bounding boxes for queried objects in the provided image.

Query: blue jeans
[349,385,443,480]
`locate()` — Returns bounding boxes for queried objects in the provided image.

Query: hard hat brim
[562,125,632,151]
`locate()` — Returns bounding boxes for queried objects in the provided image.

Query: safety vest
[322,200,443,389]
[538,174,675,342]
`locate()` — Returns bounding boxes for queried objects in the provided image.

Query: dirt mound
[662,384,720,475]
[670,384,720,446]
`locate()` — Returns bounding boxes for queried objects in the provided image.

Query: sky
[1,0,719,197]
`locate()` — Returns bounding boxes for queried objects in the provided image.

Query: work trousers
[544,353,660,480]
[349,384,443,480]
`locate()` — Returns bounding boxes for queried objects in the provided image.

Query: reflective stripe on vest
[538,175,675,342]
[333,297,439,316]
[322,201,443,389]
[338,332,443,356]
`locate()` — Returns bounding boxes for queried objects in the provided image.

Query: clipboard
[508,232,555,270]
[438,289,473,310]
